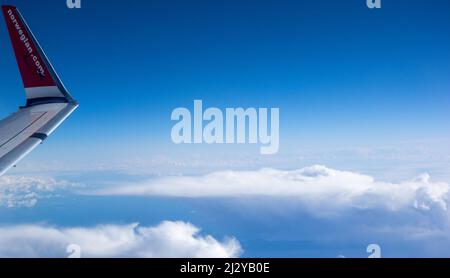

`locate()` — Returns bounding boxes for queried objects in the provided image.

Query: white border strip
[25,86,64,99]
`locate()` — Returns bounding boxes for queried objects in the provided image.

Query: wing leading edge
[0,6,78,176]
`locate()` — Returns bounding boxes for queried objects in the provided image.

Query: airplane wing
[0,6,78,176]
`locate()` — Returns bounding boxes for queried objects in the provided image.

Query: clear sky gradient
[0,0,448,163]
[0,0,449,258]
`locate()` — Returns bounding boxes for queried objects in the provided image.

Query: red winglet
[2,5,56,88]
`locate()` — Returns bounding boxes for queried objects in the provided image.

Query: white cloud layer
[0,175,69,208]
[0,221,241,258]
[93,165,450,214]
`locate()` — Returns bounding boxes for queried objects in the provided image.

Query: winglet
[2,5,76,107]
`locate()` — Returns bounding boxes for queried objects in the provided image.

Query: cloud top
[0,221,241,258]
[94,165,450,214]
[0,175,69,208]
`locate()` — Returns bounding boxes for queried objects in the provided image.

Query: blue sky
[1,0,449,157]
[0,0,450,258]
